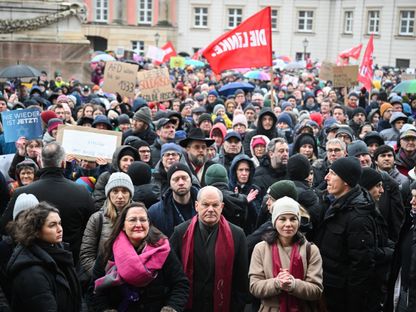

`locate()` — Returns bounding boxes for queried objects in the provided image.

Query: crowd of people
[0,61,415,312]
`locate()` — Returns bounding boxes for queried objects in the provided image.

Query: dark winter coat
[150,138,163,167]
[0,168,95,263]
[7,243,82,312]
[314,186,377,312]
[122,126,157,146]
[132,184,160,209]
[170,219,249,312]
[212,146,244,173]
[253,156,287,198]
[89,249,189,312]
[148,186,199,237]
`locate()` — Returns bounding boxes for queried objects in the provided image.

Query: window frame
[399,10,415,36]
[367,10,380,34]
[138,0,152,25]
[227,8,243,29]
[344,11,354,34]
[132,41,145,56]
[193,7,209,28]
[297,10,314,33]
[94,0,108,22]
[271,8,278,31]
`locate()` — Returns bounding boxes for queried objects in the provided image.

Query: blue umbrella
[184,59,205,68]
[218,82,255,97]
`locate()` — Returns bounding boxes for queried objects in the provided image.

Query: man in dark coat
[212,131,244,172]
[149,163,199,237]
[170,186,249,312]
[243,107,278,157]
[0,142,95,263]
[314,157,378,312]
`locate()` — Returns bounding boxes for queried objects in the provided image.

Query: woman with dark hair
[89,202,189,312]
[7,203,82,312]
[249,196,323,311]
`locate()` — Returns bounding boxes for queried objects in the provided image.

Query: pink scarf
[95,231,170,291]
[182,215,234,312]
[272,242,304,312]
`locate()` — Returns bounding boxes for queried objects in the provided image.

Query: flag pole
[270,66,274,110]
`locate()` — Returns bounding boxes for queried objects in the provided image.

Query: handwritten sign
[137,67,174,102]
[170,56,185,69]
[332,65,358,87]
[56,125,122,162]
[102,61,138,98]
[1,107,43,143]
[319,62,334,81]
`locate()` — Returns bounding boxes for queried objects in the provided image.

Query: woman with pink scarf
[88,202,189,312]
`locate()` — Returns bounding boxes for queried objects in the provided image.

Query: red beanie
[41,110,58,124]
[309,112,323,127]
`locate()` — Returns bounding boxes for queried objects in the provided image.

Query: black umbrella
[0,64,41,79]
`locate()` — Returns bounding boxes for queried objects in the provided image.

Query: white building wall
[177,0,416,67]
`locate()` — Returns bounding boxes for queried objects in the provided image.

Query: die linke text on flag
[203,7,272,74]
[358,35,374,91]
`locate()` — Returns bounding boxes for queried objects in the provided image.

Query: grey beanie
[213,104,226,115]
[13,193,39,220]
[271,196,300,226]
[133,106,152,125]
[105,172,134,197]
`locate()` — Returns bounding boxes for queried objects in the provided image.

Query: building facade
[176,0,416,67]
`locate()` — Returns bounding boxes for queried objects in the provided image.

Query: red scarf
[272,242,304,312]
[181,215,234,312]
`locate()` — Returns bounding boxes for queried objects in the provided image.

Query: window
[344,11,353,33]
[298,10,314,32]
[228,8,242,28]
[271,9,278,31]
[194,7,208,28]
[138,0,152,25]
[368,10,380,34]
[132,41,145,56]
[399,10,415,35]
[296,52,311,61]
[95,0,108,22]
[396,59,410,68]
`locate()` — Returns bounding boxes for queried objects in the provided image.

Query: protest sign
[170,56,185,69]
[333,65,358,87]
[56,125,122,162]
[137,67,174,102]
[1,108,42,143]
[102,61,138,98]
[146,45,165,63]
[319,62,334,81]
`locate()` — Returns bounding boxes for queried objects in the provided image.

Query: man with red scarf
[170,186,249,312]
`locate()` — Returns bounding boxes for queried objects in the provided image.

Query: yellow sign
[170,56,186,69]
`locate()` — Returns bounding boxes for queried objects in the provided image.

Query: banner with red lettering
[358,35,374,91]
[203,7,272,74]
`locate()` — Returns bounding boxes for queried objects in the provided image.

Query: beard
[189,153,207,167]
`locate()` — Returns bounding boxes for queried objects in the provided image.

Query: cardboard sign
[102,61,138,98]
[146,45,165,62]
[332,65,358,87]
[137,68,174,102]
[401,73,415,81]
[319,62,334,81]
[56,125,122,162]
[1,107,43,143]
[170,56,185,69]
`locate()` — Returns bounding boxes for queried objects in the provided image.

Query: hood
[249,134,271,159]
[229,154,256,189]
[110,145,140,172]
[256,108,278,136]
[210,122,227,139]
[291,132,319,158]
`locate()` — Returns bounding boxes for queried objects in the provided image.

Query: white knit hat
[105,172,134,197]
[13,193,39,220]
[271,196,300,226]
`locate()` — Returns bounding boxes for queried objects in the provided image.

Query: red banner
[358,35,374,91]
[203,7,272,74]
[339,43,362,59]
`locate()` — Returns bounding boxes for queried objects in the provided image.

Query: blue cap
[224,131,242,141]
[208,90,219,97]
[161,143,183,156]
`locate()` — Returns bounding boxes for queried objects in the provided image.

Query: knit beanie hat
[271,196,300,226]
[13,193,39,220]
[127,161,152,186]
[267,180,298,201]
[118,146,139,162]
[105,172,134,197]
[281,101,292,111]
[161,143,183,156]
[251,137,267,148]
[287,154,311,181]
[208,90,219,98]
[92,115,113,130]
[118,114,130,125]
[198,113,213,125]
[277,113,293,128]
[352,107,367,118]
[47,118,63,134]
[166,162,193,184]
[232,114,248,128]
[297,134,316,149]
[359,167,382,190]
[213,104,226,115]
[133,106,152,125]
[380,102,393,117]
[373,144,395,161]
[363,131,384,146]
[75,176,96,193]
[41,110,58,124]
[309,112,323,127]
[330,157,362,187]
[205,164,229,185]
[347,140,369,157]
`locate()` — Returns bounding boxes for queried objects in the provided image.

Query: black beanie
[330,157,362,187]
[298,135,316,148]
[359,167,382,190]
[352,107,367,118]
[287,154,311,181]
[166,162,193,184]
[118,146,139,162]
[373,144,395,161]
[127,161,152,186]
[267,180,298,201]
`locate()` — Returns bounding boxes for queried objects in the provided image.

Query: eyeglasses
[126,217,148,224]
[327,148,342,153]
[163,152,180,158]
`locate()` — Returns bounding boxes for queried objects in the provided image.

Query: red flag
[358,35,374,91]
[161,41,177,63]
[203,7,272,74]
[339,43,363,59]
[192,47,205,60]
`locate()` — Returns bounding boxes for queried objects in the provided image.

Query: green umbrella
[392,79,416,94]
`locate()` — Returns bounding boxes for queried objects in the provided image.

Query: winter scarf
[272,242,304,312]
[95,232,170,291]
[182,215,234,312]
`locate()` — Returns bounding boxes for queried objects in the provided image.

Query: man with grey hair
[253,137,289,197]
[170,186,249,312]
[0,142,95,263]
